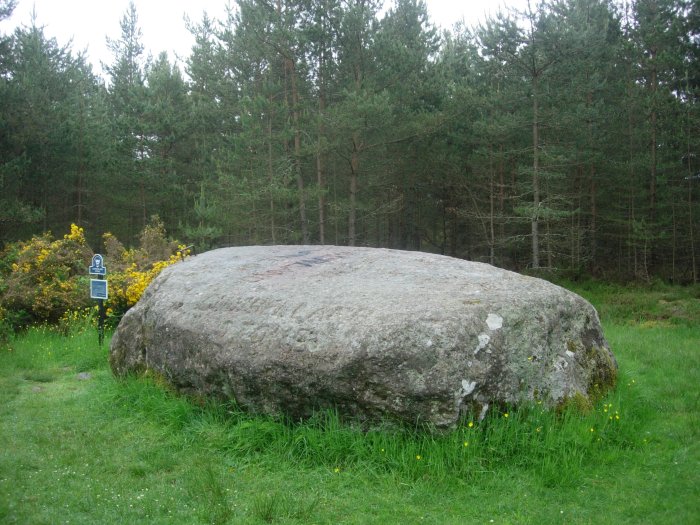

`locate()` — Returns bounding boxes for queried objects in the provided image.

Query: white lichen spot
[426,339,433,348]
[474,333,490,355]
[486,313,503,330]
[461,379,477,396]
[565,350,575,358]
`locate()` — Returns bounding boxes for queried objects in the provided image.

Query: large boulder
[110,246,617,428]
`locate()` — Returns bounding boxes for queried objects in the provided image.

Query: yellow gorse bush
[2,226,92,324]
[122,250,186,306]
[0,218,186,330]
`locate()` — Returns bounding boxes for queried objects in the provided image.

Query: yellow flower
[64,223,86,244]
[416,455,422,461]
[503,412,509,418]
[536,427,542,433]
[463,441,469,447]
[333,468,340,473]
[468,421,474,428]
[37,248,51,264]
[124,256,183,305]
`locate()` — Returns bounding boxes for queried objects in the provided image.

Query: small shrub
[0,224,93,326]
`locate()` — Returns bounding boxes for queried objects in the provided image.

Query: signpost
[89,254,108,346]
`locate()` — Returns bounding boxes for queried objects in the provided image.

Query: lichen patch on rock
[486,313,503,330]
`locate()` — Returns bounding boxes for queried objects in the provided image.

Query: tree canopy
[1,0,698,282]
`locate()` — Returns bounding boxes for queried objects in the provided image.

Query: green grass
[558,279,700,327]
[0,283,698,524]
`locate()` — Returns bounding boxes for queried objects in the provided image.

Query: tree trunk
[288,58,309,244]
[138,129,147,228]
[267,100,276,244]
[626,56,638,278]
[317,61,326,245]
[531,75,540,269]
[671,193,677,283]
[648,48,658,271]
[349,132,360,246]
[76,94,86,226]
[317,135,326,245]
[690,177,697,284]
[589,168,597,272]
[489,145,496,266]
[498,144,505,243]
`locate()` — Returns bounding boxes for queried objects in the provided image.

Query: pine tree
[627,0,697,277]
[104,1,148,238]
[0,17,104,242]
[143,52,193,236]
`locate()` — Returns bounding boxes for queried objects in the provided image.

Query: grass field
[0,282,698,524]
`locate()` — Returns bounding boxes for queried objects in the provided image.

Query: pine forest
[1,0,698,283]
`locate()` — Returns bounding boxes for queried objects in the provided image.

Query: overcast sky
[0,0,529,77]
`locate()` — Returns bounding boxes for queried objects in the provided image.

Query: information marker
[89,254,107,276]
[88,254,108,347]
[90,279,109,300]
